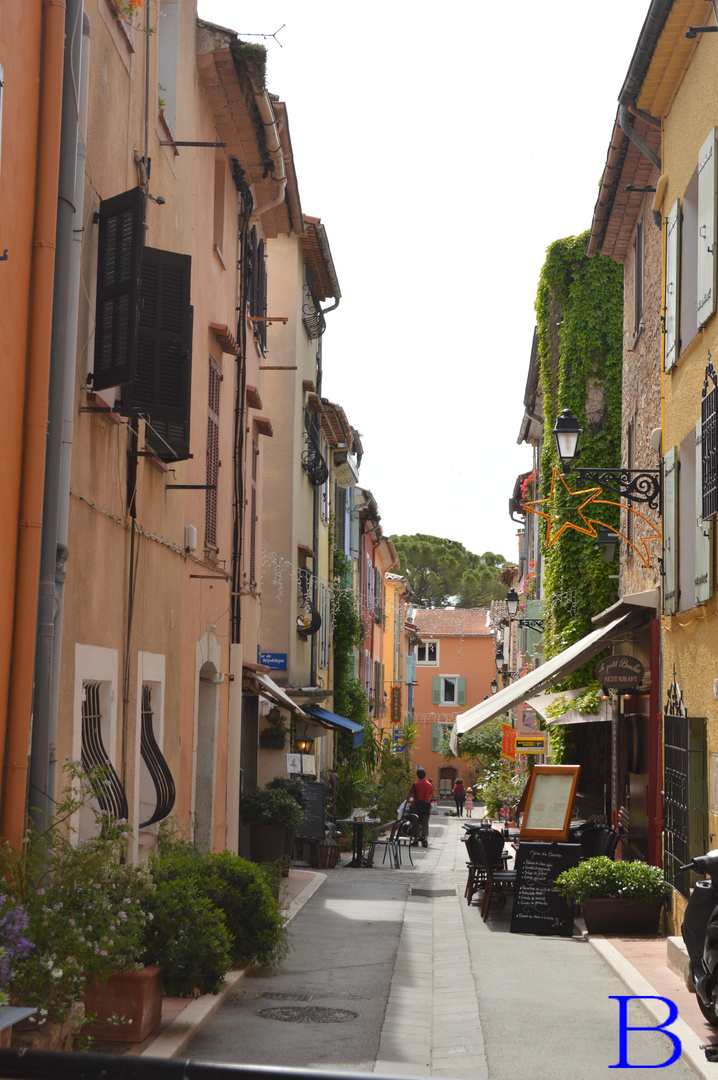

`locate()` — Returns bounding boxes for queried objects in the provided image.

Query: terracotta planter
[249,822,287,864]
[83,965,163,1043]
[582,898,663,936]
[11,1003,84,1051]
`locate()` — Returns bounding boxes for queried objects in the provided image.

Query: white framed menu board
[519,764,581,842]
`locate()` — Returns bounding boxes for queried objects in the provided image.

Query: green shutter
[698,129,718,330]
[664,446,679,616]
[457,677,466,705]
[696,418,714,604]
[432,677,441,704]
[664,199,681,371]
[431,724,442,752]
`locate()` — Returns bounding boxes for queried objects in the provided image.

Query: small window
[432,675,466,706]
[442,676,457,704]
[416,641,438,665]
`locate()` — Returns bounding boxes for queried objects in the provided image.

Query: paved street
[186,815,698,1079]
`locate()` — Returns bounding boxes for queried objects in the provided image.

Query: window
[416,640,438,665]
[374,567,383,624]
[703,354,718,520]
[373,660,383,717]
[633,217,643,336]
[432,675,466,706]
[81,680,128,829]
[139,683,175,829]
[664,677,707,899]
[663,424,714,616]
[697,127,717,331]
[682,168,698,351]
[431,723,453,752]
[205,359,220,552]
[247,227,267,354]
[365,553,374,616]
[318,577,330,670]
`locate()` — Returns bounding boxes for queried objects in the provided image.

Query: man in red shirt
[407,767,434,848]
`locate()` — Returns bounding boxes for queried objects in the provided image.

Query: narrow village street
[184,814,701,1080]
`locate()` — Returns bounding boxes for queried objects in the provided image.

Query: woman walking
[453,777,466,817]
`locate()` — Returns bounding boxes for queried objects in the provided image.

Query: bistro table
[336,817,379,867]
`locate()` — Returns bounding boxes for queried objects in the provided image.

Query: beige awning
[449,611,634,754]
[242,669,308,719]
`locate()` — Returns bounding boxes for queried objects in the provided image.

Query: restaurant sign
[501,724,516,761]
[390,685,402,723]
[515,735,546,755]
[595,655,644,691]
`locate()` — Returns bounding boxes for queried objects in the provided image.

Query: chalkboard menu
[296,781,325,841]
[509,842,580,937]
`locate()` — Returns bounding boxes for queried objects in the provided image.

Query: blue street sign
[258,650,287,670]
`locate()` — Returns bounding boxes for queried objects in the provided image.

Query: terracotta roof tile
[413,609,491,637]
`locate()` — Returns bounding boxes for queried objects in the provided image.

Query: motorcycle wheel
[696,993,718,1027]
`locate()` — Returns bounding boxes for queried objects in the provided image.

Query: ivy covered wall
[534,232,624,757]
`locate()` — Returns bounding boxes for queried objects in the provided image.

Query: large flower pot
[249,823,287,864]
[582,898,663,936]
[82,965,163,1043]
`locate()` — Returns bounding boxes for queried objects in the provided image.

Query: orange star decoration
[523,467,662,568]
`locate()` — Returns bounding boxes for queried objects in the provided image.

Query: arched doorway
[438,765,457,798]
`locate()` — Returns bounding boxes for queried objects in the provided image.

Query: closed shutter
[431,724,443,752]
[205,359,220,551]
[405,654,416,685]
[664,446,679,615]
[695,418,714,604]
[432,676,441,705]
[698,129,718,330]
[122,247,193,460]
[457,677,466,705]
[664,200,681,371]
[703,355,718,519]
[93,186,144,391]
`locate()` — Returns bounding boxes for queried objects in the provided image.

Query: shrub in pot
[240,787,305,865]
[554,856,669,934]
[258,709,290,749]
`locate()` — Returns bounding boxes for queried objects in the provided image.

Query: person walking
[407,767,434,848]
[453,778,466,817]
[464,787,474,818]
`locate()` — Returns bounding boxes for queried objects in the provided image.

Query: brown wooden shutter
[93,186,144,391]
[122,246,193,460]
[205,359,220,550]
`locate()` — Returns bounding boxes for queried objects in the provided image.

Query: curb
[587,934,713,1080]
[140,868,328,1059]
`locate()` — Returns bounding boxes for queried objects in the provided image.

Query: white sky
[197,0,652,564]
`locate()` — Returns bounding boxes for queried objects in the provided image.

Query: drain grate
[255,991,313,1001]
[256,1006,358,1024]
[410,887,456,898]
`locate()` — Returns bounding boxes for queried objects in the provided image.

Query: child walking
[465,788,474,818]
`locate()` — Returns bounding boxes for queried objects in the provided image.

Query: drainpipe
[3,0,66,845]
[619,104,661,171]
[248,82,287,221]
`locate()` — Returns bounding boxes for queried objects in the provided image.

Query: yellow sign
[515,735,546,754]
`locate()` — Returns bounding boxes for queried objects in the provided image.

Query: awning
[449,610,635,754]
[242,669,308,719]
[306,705,365,749]
[525,689,612,727]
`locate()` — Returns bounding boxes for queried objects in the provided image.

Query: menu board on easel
[519,764,581,842]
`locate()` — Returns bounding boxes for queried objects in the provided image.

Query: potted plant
[240,786,305,864]
[258,708,290,750]
[554,856,669,935]
[265,777,310,868]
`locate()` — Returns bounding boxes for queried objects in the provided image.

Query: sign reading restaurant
[595,655,644,691]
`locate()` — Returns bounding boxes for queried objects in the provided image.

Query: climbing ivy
[534,233,623,759]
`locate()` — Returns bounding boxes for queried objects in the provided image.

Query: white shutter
[663,446,679,616]
[697,128,718,330]
[664,200,681,371]
[695,419,714,604]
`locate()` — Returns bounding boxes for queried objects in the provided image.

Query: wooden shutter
[698,129,718,330]
[431,724,443,752]
[205,359,220,551]
[93,187,144,390]
[249,441,259,585]
[122,246,193,460]
[432,677,441,705]
[457,677,466,705]
[695,418,714,604]
[663,446,679,615]
[664,200,681,371]
[405,654,416,685]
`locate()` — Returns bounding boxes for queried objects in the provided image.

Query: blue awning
[306,705,365,749]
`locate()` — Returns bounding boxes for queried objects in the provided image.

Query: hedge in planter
[554,857,669,935]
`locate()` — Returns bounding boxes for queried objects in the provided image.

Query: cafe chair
[365,820,401,869]
[396,813,419,866]
[470,828,517,921]
[464,828,509,909]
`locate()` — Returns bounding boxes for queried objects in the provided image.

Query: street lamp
[504,589,544,634]
[490,678,498,695]
[495,645,505,672]
[551,408,661,509]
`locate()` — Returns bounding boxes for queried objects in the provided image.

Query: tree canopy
[391,534,506,608]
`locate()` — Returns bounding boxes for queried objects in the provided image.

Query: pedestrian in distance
[453,777,466,817]
[407,767,434,848]
[465,787,474,818]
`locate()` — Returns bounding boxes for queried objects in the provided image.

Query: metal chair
[396,813,419,866]
[364,820,400,868]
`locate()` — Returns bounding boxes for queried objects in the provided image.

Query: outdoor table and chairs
[464,827,517,918]
[336,817,379,866]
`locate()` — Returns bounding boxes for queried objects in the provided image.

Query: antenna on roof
[238,24,285,47]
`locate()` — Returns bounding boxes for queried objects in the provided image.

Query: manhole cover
[255,991,313,1001]
[256,1006,358,1024]
[410,888,456,897]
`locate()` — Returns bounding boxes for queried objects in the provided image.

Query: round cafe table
[336,817,379,867]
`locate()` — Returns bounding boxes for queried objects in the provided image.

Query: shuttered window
[205,359,220,551]
[697,128,718,330]
[93,186,144,391]
[703,354,718,519]
[121,246,193,461]
[664,200,681,371]
[663,446,679,616]
[247,227,267,355]
[249,441,259,586]
[695,418,714,605]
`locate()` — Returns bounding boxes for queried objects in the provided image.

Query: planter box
[249,822,287,864]
[582,898,663,936]
[309,841,340,869]
[83,965,163,1043]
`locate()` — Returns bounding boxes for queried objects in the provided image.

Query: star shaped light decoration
[523,468,662,568]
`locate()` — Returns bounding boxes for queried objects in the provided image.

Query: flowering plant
[523,559,537,601]
[0,896,32,1010]
[520,470,537,503]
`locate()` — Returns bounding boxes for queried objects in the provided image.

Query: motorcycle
[679,849,718,1026]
